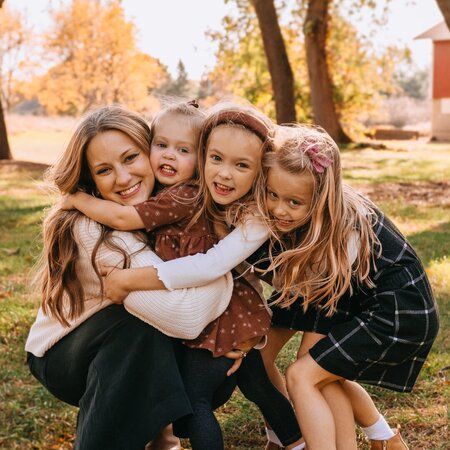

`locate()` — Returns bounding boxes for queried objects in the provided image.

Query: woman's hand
[223,336,261,376]
[100,265,130,304]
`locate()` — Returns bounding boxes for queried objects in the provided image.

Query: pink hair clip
[305,145,332,173]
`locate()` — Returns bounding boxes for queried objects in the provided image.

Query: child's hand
[100,265,130,304]
[59,193,76,210]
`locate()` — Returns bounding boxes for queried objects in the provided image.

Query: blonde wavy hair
[37,105,151,326]
[190,101,275,228]
[259,124,380,314]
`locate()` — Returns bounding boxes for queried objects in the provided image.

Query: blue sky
[13,0,444,79]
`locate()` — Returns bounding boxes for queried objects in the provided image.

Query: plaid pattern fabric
[250,210,439,392]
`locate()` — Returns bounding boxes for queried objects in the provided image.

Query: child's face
[204,125,262,205]
[266,164,314,233]
[87,130,155,206]
[150,113,197,186]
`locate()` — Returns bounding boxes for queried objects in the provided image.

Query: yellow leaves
[36,0,168,115]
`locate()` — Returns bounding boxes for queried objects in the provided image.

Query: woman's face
[86,130,155,205]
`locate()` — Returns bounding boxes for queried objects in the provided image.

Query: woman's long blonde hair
[37,105,152,326]
[261,124,380,314]
[190,101,275,227]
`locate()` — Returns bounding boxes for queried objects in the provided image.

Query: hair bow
[187,99,199,108]
[305,145,333,173]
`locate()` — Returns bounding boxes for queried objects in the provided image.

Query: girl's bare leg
[260,326,296,397]
[260,327,298,448]
[286,352,341,450]
[340,380,381,427]
[298,333,356,450]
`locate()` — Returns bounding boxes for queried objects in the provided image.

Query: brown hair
[38,105,151,326]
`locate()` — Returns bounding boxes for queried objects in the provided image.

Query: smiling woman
[25,104,234,450]
[87,129,155,204]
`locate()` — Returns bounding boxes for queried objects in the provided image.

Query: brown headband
[206,110,271,142]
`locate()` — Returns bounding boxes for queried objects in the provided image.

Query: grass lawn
[0,137,449,449]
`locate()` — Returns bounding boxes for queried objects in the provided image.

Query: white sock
[290,443,306,450]
[265,427,283,446]
[362,415,395,440]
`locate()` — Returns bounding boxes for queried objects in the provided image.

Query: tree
[35,0,168,114]
[0,0,12,160]
[158,60,194,98]
[209,1,394,137]
[304,0,351,142]
[0,5,30,111]
[250,0,296,123]
[206,2,310,121]
[436,0,450,29]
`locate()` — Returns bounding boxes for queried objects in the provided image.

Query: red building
[416,22,450,141]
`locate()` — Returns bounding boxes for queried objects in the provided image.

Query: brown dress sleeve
[134,184,197,232]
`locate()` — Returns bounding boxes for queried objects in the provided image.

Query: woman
[25,105,234,450]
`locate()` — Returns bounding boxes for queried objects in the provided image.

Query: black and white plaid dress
[254,210,439,392]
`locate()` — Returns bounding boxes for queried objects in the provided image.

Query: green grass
[1,142,449,449]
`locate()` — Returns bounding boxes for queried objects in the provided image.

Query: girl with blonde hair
[258,124,438,450]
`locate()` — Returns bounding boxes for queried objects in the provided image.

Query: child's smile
[266,164,314,232]
[204,125,263,205]
[150,113,198,186]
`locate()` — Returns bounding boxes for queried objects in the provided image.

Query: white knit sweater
[25,216,233,357]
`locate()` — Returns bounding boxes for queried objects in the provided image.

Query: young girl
[62,101,303,450]
[259,124,439,450]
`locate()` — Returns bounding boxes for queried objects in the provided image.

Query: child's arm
[155,216,270,289]
[60,192,144,230]
[101,215,269,300]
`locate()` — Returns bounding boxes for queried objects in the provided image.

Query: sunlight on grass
[341,145,450,183]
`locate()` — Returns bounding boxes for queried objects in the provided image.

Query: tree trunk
[0,96,11,160]
[0,0,12,160]
[304,0,351,143]
[251,0,296,124]
[436,0,450,30]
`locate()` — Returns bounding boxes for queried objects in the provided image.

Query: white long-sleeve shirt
[155,216,270,290]
[25,216,233,357]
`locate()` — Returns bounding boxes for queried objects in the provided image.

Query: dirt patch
[358,181,450,207]
[0,160,49,174]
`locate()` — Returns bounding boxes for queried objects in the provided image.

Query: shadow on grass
[0,204,47,228]
[408,221,450,266]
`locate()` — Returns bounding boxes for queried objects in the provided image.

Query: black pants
[27,305,192,450]
[175,347,301,450]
